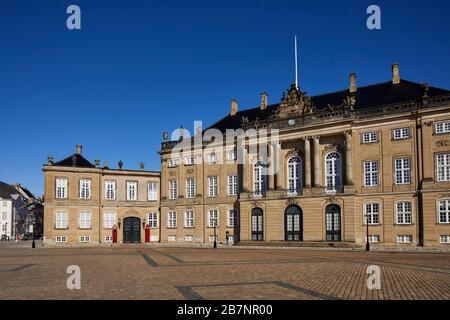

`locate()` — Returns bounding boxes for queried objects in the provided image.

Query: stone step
[235,241,361,249]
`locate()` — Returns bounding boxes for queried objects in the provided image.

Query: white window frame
[439,235,450,244]
[364,203,380,225]
[184,155,195,165]
[362,132,378,143]
[168,235,176,242]
[435,121,450,134]
[185,235,194,242]
[147,182,158,201]
[104,180,116,200]
[393,127,410,140]
[104,236,113,243]
[394,158,411,185]
[185,178,196,199]
[126,181,138,201]
[79,236,91,243]
[79,211,91,229]
[437,199,450,224]
[253,161,266,196]
[55,177,68,199]
[148,212,158,228]
[325,152,342,193]
[208,176,218,197]
[79,179,91,199]
[208,209,219,228]
[103,212,116,229]
[168,211,177,228]
[55,236,67,243]
[364,160,379,187]
[168,158,179,168]
[208,152,218,164]
[227,149,236,161]
[55,211,68,229]
[287,157,302,195]
[436,154,450,182]
[168,180,178,200]
[397,235,413,244]
[228,209,239,228]
[227,175,238,196]
[395,201,413,225]
[367,235,380,243]
[184,210,195,228]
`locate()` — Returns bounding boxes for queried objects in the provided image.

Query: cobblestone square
[0,244,449,300]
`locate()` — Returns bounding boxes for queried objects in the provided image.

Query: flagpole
[295,35,298,88]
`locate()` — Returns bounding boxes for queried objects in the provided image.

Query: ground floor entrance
[123,217,141,243]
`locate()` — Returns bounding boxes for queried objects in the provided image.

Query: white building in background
[0,181,31,240]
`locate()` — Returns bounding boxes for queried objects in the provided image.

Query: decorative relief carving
[436,140,450,147]
[251,201,263,208]
[286,198,297,206]
[186,169,195,174]
[286,149,301,158]
[169,171,177,177]
[323,143,340,153]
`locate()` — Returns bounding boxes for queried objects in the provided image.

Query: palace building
[159,64,450,247]
[43,145,160,244]
[43,64,450,247]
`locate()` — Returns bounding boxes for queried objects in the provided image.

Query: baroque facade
[159,64,450,247]
[43,64,450,247]
[43,145,160,244]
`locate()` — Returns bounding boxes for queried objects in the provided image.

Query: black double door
[285,205,303,241]
[251,208,264,241]
[123,217,141,243]
[326,205,341,241]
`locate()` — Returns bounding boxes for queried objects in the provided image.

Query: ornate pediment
[286,149,302,158]
[275,84,316,119]
[323,143,341,153]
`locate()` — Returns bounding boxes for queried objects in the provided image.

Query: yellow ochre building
[43,64,450,247]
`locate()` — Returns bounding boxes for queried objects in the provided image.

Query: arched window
[287,157,302,195]
[253,161,267,196]
[325,152,342,193]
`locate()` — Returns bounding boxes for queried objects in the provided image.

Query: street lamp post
[31,213,36,249]
[213,221,217,249]
[365,214,370,252]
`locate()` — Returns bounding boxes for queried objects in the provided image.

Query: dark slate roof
[15,185,35,199]
[208,79,449,132]
[53,154,95,168]
[0,181,20,200]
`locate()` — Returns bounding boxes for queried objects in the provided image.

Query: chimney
[230,99,238,116]
[103,161,109,169]
[260,92,268,110]
[95,160,100,168]
[140,162,145,170]
[392,63,400,84]
[75,144,82,155]
[47,156,54,166]
[350,73,357,93]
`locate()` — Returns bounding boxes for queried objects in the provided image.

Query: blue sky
[0,0,449,195]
